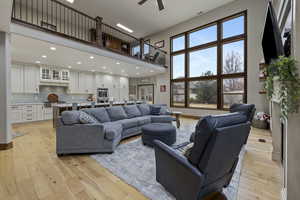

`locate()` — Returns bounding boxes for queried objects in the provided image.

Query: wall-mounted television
[262,1,284,64]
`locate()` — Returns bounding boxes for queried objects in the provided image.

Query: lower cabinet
[10,104,53,124]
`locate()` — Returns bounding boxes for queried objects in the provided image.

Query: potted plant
[265,56,300,119]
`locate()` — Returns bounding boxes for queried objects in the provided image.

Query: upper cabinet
[11,64,24,93]
[68,71,95,94]
[24,66,40,93]
[40,67,70,83]
[11,64,39,94]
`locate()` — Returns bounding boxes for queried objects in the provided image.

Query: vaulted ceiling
[58,0,236,38]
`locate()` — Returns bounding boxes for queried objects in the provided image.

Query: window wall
[170,12,247,109]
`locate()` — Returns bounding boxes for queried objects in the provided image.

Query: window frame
[170,11,247,110]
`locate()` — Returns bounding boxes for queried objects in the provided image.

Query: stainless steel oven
[97,88,109,103]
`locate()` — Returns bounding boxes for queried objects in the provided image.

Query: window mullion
[217,22,223,109]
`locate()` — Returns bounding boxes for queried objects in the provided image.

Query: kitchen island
[53,101,144,127]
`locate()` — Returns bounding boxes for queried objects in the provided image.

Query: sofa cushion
[103,122,122,140]
[106,106,128,121]
[61,111,81,125]
[123,105,142,118]
[82,108,111,123]
[188,113,248,166]
[137,104,151,115]
[150,105,161,115]
[120,118,139,129]
[78,111,98,124]
[136,116,151,126]
[151,115,176,123]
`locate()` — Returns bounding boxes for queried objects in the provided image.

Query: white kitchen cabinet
[69,71,94,94]
[68,71,80,94]
[43,107,53,120]
[79,72,94,94]
[119,77,129,101]
[24,66,40,94]
[10,105,24,123]
[11,65,24,93]
[10,104,52,123]
[11,64,40,94]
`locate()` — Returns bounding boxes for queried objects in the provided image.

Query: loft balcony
[11,0,167,67]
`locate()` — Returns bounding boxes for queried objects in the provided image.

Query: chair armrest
[154,140,203,199]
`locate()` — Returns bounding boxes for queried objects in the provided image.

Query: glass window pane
[223,78,244,108]
[172,54,185,79]
[172,82,185,107]
[189,80,217,108]
[189,47,217,77]
[222,40,244,74]
[189,25,217,47]
[223,16,244,38]
[172,36,185,52]
[132,45,140,56]
[144,44,150,55]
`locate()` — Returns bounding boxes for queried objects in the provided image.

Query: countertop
[52,101,144,108]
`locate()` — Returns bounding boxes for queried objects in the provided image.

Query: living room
[0,0,299,199]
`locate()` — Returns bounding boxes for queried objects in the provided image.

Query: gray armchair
[154,112,251,200]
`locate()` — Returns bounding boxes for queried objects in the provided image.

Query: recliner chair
[190,103,256,143]
[154,112,251,200]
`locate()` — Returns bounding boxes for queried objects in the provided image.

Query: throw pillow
[61,111,81,125]
[79,111,98,124]
[150,106,161,115]
[160,106,171,115]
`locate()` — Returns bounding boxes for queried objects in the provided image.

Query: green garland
[265,56,300,119]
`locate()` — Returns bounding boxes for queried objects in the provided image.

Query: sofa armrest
[56,123,106,151]
[154,140,203,200]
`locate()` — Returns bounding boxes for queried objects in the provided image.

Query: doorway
[137,84,154,104]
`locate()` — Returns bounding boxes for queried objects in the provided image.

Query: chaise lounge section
[56,104,175,155]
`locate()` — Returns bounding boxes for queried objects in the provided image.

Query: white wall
[286,0,300,199]
[146,0,269,116]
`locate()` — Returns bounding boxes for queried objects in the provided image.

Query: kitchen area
[10,62,130,124]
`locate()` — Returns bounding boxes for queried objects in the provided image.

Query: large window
[170,12,247,109]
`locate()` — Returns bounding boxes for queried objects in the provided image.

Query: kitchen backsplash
[11,86,90,104]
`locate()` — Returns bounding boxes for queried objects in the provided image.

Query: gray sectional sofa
[56,104,175,155]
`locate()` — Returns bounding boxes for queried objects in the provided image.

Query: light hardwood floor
[0,118,281,200]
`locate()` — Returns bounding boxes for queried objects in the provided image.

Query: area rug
[91,129,245,200]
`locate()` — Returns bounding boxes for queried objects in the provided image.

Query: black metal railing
[11,0,166,66]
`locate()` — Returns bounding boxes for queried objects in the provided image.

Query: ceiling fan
[138,0,165,11]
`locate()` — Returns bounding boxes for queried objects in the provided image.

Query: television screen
[262,1,284,64]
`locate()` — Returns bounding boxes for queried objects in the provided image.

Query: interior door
[138,84,154,104]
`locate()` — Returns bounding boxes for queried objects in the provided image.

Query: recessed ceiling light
[68,66,72,69]
[66,0,74,3]
[116,62,120,65]
[102,66,107,69]
[42,55,47,58]
[116,23,133,33]
[50,47,56,51]
[77,61,82,65]
[35,61,41,64]
[90,56,94,59]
